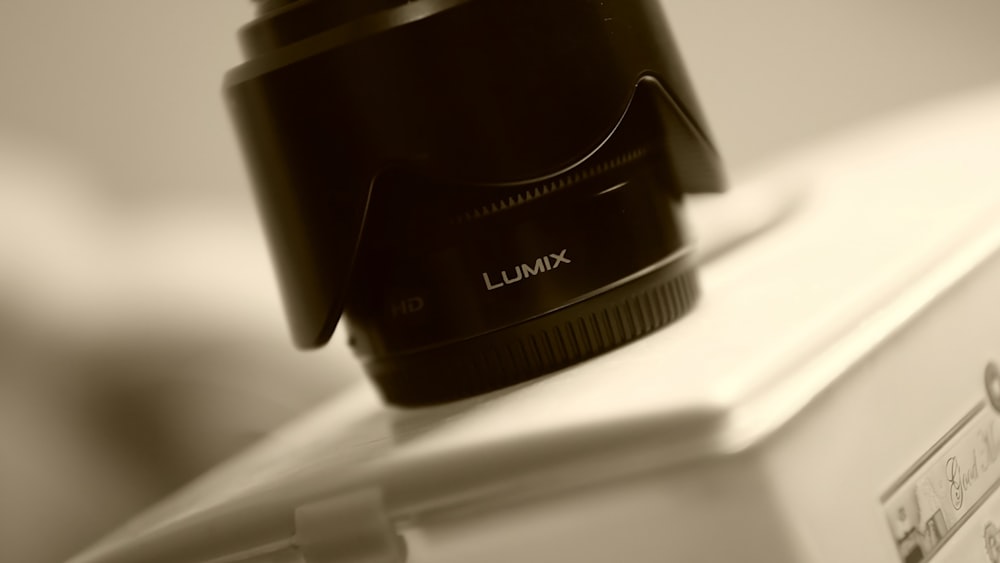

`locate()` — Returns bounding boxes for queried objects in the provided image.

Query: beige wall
[0,2,253,206]
[664,0,1000,175]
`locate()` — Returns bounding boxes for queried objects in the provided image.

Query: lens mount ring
[366,257,698,405]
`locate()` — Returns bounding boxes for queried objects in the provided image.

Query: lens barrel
[227,0,725,405]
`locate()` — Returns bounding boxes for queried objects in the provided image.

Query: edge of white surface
[69,84,1000,563]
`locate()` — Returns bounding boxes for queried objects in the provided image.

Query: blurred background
[1,1,998,562]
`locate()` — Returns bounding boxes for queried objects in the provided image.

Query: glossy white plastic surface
[71,84,1000,563]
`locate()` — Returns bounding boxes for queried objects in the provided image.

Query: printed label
[883,362,1000,562]
[482,249,571,291]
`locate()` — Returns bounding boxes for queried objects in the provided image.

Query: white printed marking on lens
[596,181,628,196]
[482,249,571,291]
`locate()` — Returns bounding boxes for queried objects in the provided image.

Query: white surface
[70,85,1000,563]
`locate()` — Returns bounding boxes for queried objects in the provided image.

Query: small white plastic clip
[294,489,405,563]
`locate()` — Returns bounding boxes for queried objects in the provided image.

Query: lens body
[227,0,725,405]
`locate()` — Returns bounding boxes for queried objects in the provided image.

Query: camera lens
[227,0,725,405]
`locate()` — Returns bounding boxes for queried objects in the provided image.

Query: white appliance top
[71,85,1000,563]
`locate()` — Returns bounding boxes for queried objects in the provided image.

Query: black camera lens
[226,0,725,405]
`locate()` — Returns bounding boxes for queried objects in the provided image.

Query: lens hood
[226,0,725,404]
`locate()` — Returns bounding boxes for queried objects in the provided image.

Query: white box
[71,85,1000,563]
